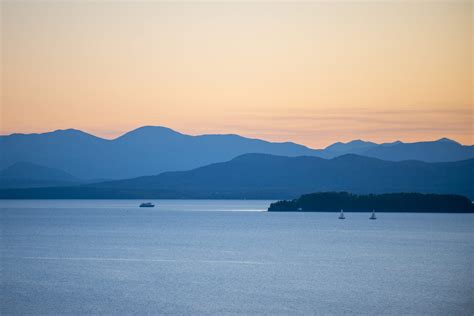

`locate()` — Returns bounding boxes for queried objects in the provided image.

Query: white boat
[369,209,377,220]
[140,202,155,208]
[338,209,345,219]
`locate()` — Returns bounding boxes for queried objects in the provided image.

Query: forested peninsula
[268,192,474,213]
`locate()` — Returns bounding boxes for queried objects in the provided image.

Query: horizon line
[1,125,472,148]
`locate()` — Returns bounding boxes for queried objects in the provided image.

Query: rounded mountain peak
[116,126,184,140]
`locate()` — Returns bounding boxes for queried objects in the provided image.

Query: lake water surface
[1,200,472,315]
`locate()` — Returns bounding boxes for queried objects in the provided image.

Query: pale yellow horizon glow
[1,1,472,148]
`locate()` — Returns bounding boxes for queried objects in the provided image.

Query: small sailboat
[338,209,345,219]
[369,209,377,220]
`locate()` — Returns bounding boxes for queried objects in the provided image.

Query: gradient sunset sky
[1,1,472,148]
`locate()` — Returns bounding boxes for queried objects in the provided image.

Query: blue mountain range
[1,154,472,199]
[1,126,472,181]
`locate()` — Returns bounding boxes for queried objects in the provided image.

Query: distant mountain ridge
[323,139,378,155]
[1,126,472,179]
[2,154,472,199]
[319,138,473,162]
[0,126,316,179]
[0,162,82,188]
[359,138,473,162]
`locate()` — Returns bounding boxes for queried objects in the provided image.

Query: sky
[1,1,472,148]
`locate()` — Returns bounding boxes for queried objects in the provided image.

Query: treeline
[268,192,474,213]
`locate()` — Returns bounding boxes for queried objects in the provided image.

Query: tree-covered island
[268,192,474,213]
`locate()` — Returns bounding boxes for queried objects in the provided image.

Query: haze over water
[1,200,472,315]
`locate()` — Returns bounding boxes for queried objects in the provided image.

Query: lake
[1,200,472,315]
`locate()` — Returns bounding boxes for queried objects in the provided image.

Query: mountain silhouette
[1,126,472,179]
[323,140,378,155]
[0,162,82,188]
[0,126,318,179]
[359,138,474,162]
[2,154,472,199]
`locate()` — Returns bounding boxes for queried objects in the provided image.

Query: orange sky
[1,1,472,148]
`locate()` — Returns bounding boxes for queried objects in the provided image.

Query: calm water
[1,200,472,315]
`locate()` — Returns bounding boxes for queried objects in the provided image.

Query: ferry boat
[139,202,155,208]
